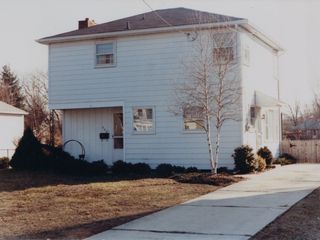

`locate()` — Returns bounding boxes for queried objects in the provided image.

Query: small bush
[274,153,297,166]
[186,166,199,173]
[256,156,266,172]
[0,157,9,169]
[273,158,290,165]
[155,164,175,177]
[132,163,152,175]
[232,145,256,174]
[111,161,151,175]
[257,147,273,165]
[111,160,132,174]
[172,165,186,173]
[279,153,297,164]
[217,167,232,174]
[155,164,186,177]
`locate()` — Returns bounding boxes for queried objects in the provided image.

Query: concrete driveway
[87,164,320,240]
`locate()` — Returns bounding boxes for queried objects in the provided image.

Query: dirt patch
[0,169,238,239]
[252,187,320,240]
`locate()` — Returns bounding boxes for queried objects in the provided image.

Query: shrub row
[13,128,292,177]
[111,160,199,177]
[9,129,200,177]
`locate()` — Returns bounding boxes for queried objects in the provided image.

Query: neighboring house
[0,101,27,158]
[285,119,320,140]
[38,8,283,169]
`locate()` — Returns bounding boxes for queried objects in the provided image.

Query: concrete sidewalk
[87,164,320,240]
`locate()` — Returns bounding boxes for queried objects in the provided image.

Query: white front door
[112,111,124,162]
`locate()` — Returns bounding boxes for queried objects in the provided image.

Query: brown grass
[252,187,320,240]
[0,169,240,239]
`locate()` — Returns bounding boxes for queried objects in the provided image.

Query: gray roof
[294,119,320,130]
[41,8,244,40]
[0,101,28,115]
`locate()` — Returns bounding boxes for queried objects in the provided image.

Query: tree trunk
[214,127,221,174]
[206,117,215,173]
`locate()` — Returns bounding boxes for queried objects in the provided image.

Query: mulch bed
[171,172,243,186]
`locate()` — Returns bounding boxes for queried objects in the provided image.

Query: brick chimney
[78,18,96,29]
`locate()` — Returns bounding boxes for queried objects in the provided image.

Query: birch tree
[173,21,241,174]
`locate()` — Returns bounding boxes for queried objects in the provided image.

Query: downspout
[277,51,283,154]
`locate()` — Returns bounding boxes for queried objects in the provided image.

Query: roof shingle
[42,8,244,40]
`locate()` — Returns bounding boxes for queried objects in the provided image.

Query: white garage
[0,101,27,158]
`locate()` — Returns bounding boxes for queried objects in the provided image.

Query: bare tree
[312,93,320,118]
[172,19,241,174]
[287,100,302,127]
[23,71,62,145]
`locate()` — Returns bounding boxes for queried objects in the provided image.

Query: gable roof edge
[239,22,284,53]
[37,19,248,45]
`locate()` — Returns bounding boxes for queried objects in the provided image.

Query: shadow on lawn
[4,210,157,240]
[0,169,152,192]
[0,169,241,192]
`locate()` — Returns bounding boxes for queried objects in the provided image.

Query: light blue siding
[51,32,243,169]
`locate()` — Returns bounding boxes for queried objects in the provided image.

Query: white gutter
[37,19,283,53]
[37,20,248,44]
[239,22,284,52]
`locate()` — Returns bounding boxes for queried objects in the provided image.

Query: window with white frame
[133,107,154,133]
[213,47,234,64]
[183,106,205,131]
[95,42,115,66]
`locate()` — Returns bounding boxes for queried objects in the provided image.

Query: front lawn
[0,169,241,239]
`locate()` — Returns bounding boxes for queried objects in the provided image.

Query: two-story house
[38,8,283,169]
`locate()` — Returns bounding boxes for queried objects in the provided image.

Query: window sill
[132,131,156,135]
[95,64,116,69]
[182,130,205,134]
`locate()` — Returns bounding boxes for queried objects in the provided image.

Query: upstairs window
[96,42,115,66]
[183,106,205,131]
[213,47,234,64]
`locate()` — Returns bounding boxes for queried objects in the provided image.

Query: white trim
[239,22,284,52]
[49,101,124,110]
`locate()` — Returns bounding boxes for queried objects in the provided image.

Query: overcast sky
[0,0,319,106]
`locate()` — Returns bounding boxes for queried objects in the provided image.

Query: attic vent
[78,18,96,29]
